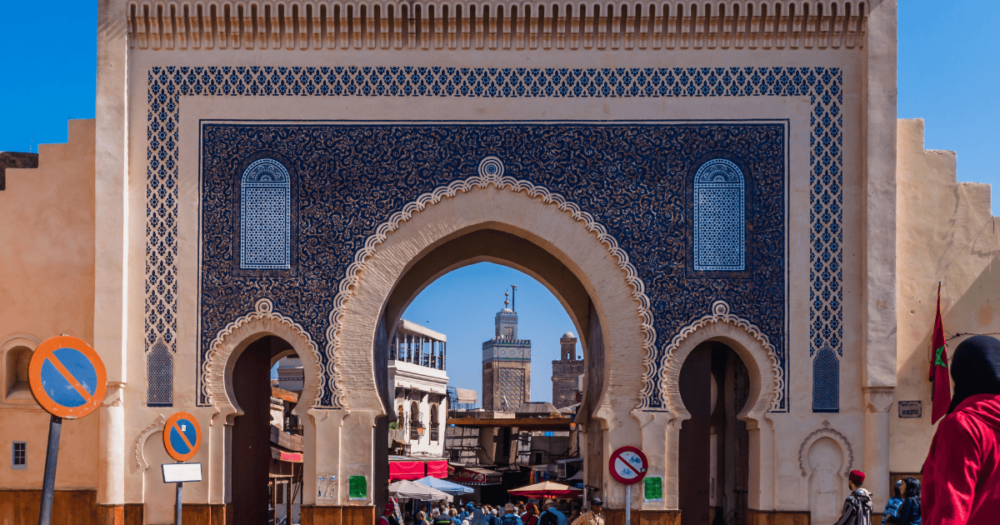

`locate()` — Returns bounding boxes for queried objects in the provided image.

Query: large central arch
[318,164,650,512]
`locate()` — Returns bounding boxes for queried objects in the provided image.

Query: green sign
[349,475,368,500]
[643,476,663,502]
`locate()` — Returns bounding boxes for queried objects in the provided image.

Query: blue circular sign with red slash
[163,412,202,462]
[28,336,107,420]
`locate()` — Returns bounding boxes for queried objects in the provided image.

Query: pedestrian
[521,503,539,525]
[923,335,1000,525]
[885,477,921,525]
[489,507,501,525]
[459,502,475,522]
[450,508,463,525]
[416,511,430,525]
[501,503,525,525]
[833,470,872,525]
[538,499,568,525]
[470,505,489,525]
[881,480,904,525]
[379,501,402,525]
[434,507,454,525]
[570,498,604,525]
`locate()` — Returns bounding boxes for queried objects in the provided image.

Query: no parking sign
[163,412,202,462]
[609,446,648,485]
[29,336,107,419]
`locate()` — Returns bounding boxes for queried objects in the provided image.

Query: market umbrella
[389,479,454,502]
[415,476,475,496]
[508,481,583,499]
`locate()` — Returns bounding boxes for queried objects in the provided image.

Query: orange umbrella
[508,481,583,499]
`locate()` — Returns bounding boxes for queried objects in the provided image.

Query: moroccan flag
[930,284,952,424]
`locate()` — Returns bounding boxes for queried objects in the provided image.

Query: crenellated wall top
[127,0,872,51]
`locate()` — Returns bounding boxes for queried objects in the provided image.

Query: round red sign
[608,446,648,485]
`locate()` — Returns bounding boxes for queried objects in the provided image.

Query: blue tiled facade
[144,66,845,413]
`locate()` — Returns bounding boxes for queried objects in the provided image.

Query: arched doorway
[230,335,303,525]
[371,229,605,507]
[678,342,750,525]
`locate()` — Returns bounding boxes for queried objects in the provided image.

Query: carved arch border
[661,300,784,420]
[132,414,167,472]
[203,298,323,415]
[799,426,854,479]
[324,159,657,409]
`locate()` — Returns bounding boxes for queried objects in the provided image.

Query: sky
[3,2,998,401]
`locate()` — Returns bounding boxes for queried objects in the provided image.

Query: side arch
[203,298,323,420]
[660,300,782,511]
[799,427,854,480]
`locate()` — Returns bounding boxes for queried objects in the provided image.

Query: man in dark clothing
[834,470,873,525]
[923,335,1000,525]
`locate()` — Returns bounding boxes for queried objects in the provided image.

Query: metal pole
[625,484,631,525]
[175,481,183,525]
[38,415,62,525]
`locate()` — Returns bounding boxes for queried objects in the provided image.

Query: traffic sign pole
[175,480,183,525]
[608,446,649,525]
[625,485,631,525]
[28,336,107,525]
[38,415,62,525]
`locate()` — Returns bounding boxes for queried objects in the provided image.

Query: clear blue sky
[4,3,998,401]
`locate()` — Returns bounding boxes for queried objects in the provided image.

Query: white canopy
[388,479,454,502]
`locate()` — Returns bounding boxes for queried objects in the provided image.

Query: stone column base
[745,510,810,525]
[601,509,681,525]
[301,505,376,525]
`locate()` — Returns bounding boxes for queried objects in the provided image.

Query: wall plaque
[898,401,922,419]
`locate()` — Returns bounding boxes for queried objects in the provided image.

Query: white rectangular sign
[162,463,203,483]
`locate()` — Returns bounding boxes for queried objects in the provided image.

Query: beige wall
[0,119,100,490]
[893,118,1000,474]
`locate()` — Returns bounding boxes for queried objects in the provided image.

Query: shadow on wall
[945,258,1000,350]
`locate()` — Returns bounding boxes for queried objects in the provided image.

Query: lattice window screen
[147,339,173,407]
[498,369,525,411]
[694,159,745,271]
[241,158,291,270]
[812,346,840,412]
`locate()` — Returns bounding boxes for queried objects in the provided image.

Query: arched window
[693,159,745,271]
[147,338,173,406]
[812,346,839,412]
[240,158,291,270]
[5,346,33,401]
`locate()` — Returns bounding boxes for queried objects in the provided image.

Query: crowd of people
[379,498,603,525]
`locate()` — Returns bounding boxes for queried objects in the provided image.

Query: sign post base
[38,414,62,525]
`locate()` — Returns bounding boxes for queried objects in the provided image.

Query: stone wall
[893,118,1000,475]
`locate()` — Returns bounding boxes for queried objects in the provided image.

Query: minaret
[482,287,532,412]
[551,332,584,409]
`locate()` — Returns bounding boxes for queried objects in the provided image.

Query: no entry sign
[29,336,107,419]
[163,412,202,462]
[609,446,648,485]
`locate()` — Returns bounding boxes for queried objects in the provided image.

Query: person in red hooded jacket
[922,335,1000,525]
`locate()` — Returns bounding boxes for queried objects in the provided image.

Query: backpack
[501,515,520,525]
[538,511,559,525]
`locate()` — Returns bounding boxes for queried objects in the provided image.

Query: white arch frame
[660,300,782,511]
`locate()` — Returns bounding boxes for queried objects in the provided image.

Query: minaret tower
[551,332,584,409]
[482,287,532,412]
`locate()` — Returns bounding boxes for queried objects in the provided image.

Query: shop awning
[270,447,303,463]
[450,466,502,486]
[426,460,448,479]
[389,461,426,481]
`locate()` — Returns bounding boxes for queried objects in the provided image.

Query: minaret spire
[511,285,517,313]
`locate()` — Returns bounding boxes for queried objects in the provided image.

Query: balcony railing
[430,427,440,442]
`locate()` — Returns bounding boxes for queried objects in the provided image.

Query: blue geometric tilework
[144,65,844,412]
[240,158,291,270]
[694,159,745,271]
[812,346,840,412]
[197,123,787,410]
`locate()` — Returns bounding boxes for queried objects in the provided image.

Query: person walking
[923,335,1000,525]
[521,503,539,525]
[469,505,489,525]
[416,511,430,525]
[489,508,501,525]
[379,501,402,525]
[833,470,873,525]
[885,477,920,525]
[459,502,475,522]
[538,500,568,525]
[881,481,904,525]
[570,498,604,525]
[500,503,525,525]
[434,508,456,525]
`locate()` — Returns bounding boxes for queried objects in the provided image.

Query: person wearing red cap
[380,500,402,525]
[833,470,873,525]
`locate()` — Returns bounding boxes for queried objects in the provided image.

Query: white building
[390,319,449,457]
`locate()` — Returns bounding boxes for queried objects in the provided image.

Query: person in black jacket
[885,477,921,525]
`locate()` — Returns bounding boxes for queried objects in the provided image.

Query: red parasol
[508,481,583,499]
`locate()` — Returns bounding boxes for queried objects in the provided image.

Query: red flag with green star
[930,284,952,424]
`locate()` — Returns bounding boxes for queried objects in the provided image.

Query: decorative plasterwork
[658,300,784,412]
[132,414,167,471]
[204,298,324,409]
[326,156,655,409]
[798,424,854,478]
[128,1,870,52]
